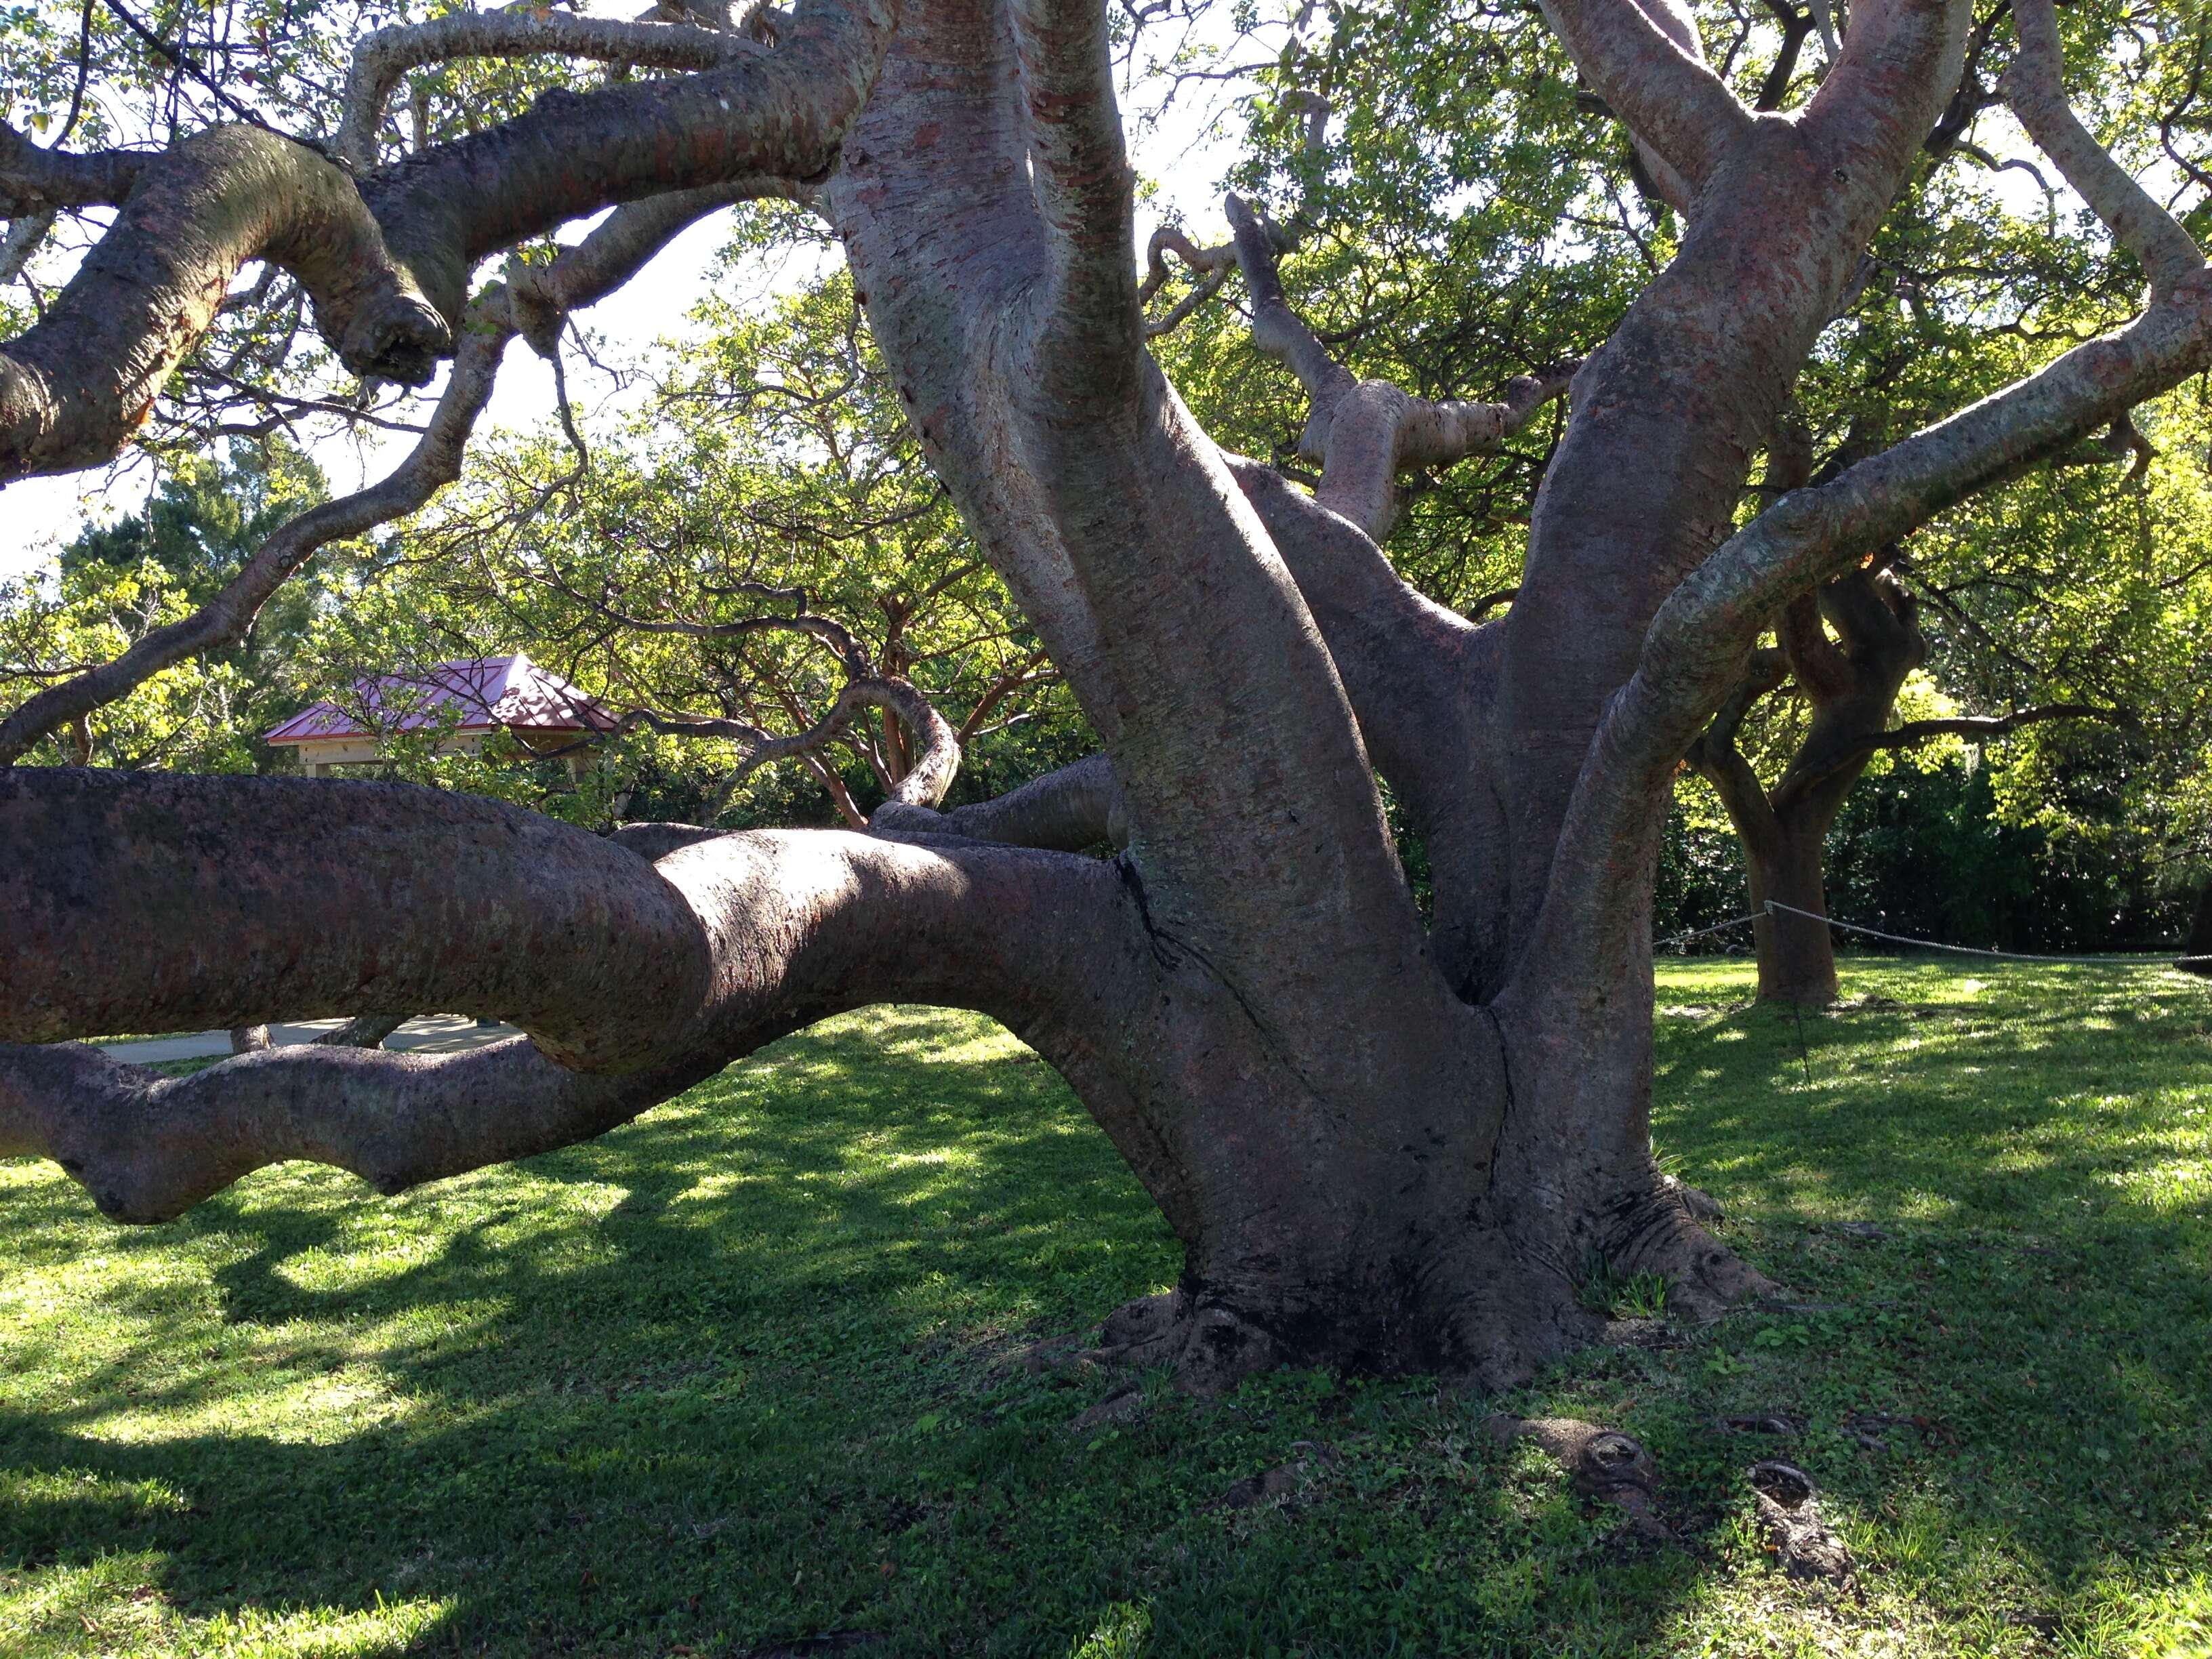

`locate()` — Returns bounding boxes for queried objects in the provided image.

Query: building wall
[282,731,590,777]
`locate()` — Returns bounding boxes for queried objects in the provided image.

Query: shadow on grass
[1,987,2207,1655]
[1645,960,2212,1640]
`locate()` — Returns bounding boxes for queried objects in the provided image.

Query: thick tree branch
[1518,34,2207,997]
[501,177,810,354]
[1659,311,2212,712]
[0,122,144,212]
[1520,268,2212,1001]
[1,0,892,486]
[0,125,451,483]
[1804,0,1973,165]
[0,179,742,766]
[825,0,1130,741]
[0,209,55,286]
[1225,194,1353,407]
[1683,646,1788,862]
[337,12,763,171]
[876,750,1127,848]
[1776,588,1847,698]
[356,0,890,321]
[0,318,503,764]
[2003,0,2203,295]
[1538,0,1751,210]
[1009,0,1143,402]
[835,0,1450,1053]
[0,792,1141,1223]
[1752,0,1817,112]
[1227,455,1483,776]
[1,769,712,1071]
[1492,3,1967,970]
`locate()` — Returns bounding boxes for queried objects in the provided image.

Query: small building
[265,652,617,777]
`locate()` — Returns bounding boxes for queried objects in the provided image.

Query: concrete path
[101,1015,523,1063]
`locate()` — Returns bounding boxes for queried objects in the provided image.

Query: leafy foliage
[0,438,337,772]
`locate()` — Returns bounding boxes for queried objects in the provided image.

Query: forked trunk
[35,0,2188,1406]
[1694,565,1929,1007]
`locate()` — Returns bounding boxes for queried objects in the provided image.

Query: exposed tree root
[1485,1414,1673,1541]
[1660,1172,1724,1221]
[1213,1441,1339,1509]
[1085,1287,1288,1398]
[1748,1460,1854,1584]
[1598,1178,1778,1322]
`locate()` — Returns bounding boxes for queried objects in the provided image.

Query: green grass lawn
[3,962,2209,1658]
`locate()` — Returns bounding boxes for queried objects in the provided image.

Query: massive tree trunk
[3,0,2209,1393]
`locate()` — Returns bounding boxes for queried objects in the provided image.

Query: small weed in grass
[1,965,2208,1656]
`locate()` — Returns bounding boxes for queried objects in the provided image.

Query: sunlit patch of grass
[2,978,2209,1656]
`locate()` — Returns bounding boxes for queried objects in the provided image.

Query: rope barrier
[1655,899,2212,968]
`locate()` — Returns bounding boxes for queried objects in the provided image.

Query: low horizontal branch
[0,804,1140,1224]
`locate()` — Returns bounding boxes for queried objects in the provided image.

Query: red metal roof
[264,653,617,745]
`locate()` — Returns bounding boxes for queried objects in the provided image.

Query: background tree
[270,262,1086,826]
[3,0,2210,1392]
[1,438,336,771]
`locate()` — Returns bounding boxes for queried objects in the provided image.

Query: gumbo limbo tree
[3,0,2209,1392]
[1681,403,2205,1004]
